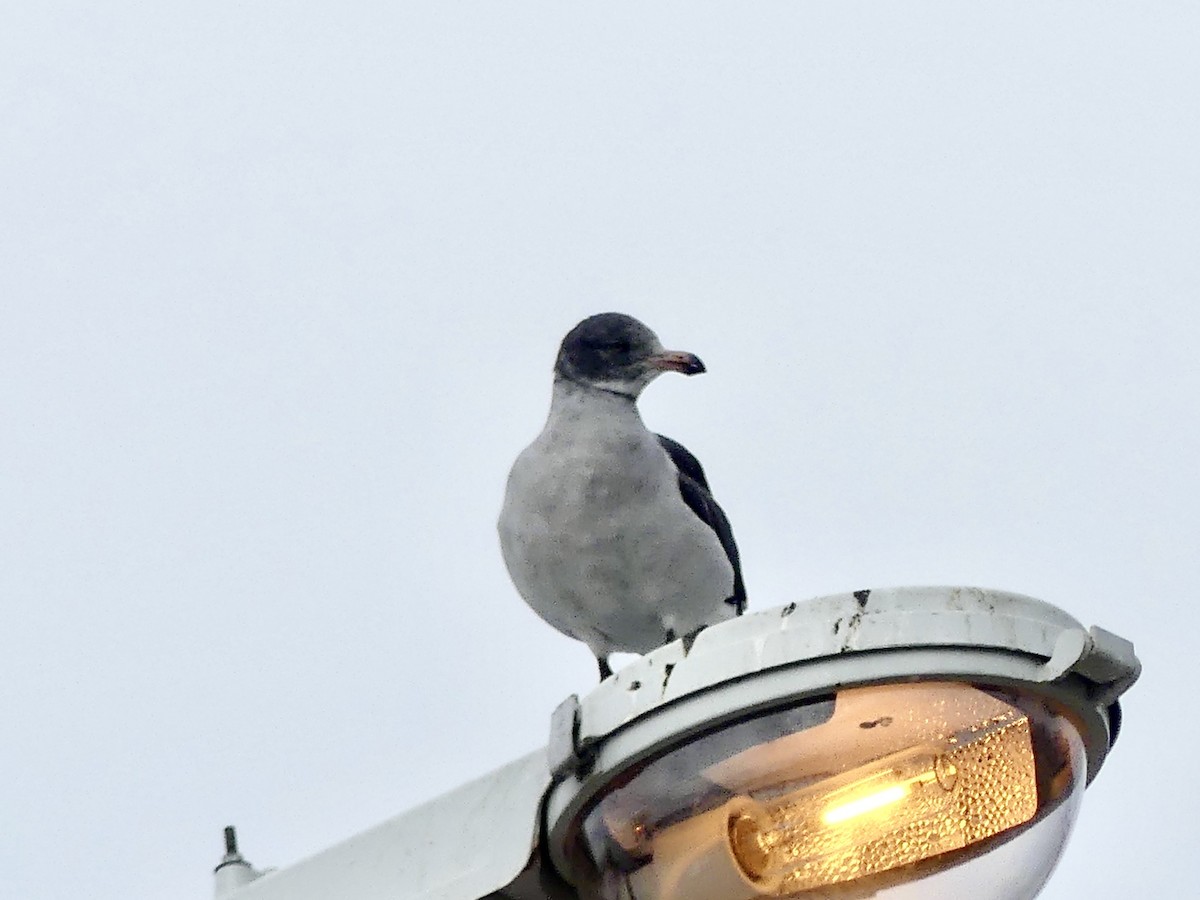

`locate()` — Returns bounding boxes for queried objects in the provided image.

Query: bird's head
[554,313,705,398]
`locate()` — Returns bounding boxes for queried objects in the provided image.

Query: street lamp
[214,586,1139,900]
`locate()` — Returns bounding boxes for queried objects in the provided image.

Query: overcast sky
[2,4,1196,899]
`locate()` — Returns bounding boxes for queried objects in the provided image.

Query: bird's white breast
[498,389,735,657]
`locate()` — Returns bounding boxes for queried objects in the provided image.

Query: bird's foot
[665,626,708,656]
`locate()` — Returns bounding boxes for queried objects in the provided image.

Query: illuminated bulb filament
[821,783,909,824]
[821,765,947,825]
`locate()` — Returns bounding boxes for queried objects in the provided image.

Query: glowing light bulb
[727,711,1037,894]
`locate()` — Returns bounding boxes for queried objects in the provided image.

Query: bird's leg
[681,625,708,655]
[597,655,613,680]
[663,626,707,655]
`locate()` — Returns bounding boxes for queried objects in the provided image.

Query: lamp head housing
[544,586,1139,900]
[210,586,1138,900]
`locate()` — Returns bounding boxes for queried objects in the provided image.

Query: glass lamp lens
[577,683,1085,900]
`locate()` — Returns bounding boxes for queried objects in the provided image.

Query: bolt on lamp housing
[545,587,1137,900]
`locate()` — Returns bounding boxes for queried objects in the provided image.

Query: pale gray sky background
[2,4,1196,898]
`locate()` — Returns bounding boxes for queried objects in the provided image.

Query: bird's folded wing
[656,434,747,613]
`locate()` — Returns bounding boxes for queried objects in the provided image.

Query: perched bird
[498,313,746,680]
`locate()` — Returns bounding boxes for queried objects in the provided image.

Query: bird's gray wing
[656,434,747,614]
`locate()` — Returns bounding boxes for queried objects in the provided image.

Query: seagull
[498,313,746,680]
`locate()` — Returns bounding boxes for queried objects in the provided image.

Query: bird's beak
[647,350,706,376]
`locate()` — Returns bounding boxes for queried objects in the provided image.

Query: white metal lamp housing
[543,587,1138,900]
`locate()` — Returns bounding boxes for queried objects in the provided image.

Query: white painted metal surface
[575,586,1133,746]
[220,751,550,900]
